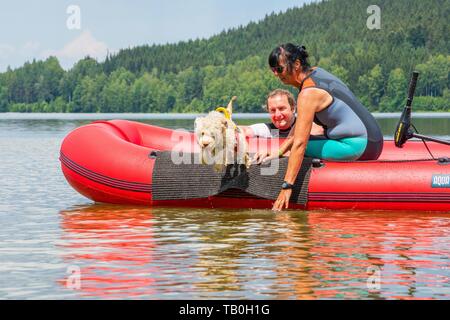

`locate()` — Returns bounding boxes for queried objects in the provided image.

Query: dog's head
[194,96,237,150]
[194,111,228,151]
[194,97,240,170]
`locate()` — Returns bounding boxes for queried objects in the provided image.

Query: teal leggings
[305,136,368,160]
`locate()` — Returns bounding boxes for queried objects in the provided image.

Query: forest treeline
[0,0,448,113]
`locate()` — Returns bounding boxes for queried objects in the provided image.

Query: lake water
[1,113,449,300]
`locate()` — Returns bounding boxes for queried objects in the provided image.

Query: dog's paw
[245,154,252,169]
[213,163,225,173]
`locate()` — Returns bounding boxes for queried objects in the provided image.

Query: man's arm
[238,125,255,138]
[239,123,273,138]
[241,121,322,138]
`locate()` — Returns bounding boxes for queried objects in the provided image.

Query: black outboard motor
[394,72,418,148]
[394,71,450,147]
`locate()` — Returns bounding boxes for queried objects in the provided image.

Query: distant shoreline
[0,112,449,120]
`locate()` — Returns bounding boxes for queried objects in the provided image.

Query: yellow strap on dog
[215,107,237,130]
[215,107,231,120]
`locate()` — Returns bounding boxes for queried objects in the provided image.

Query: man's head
[266,89,296,130]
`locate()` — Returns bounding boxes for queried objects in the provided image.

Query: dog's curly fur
[194,97,251,172]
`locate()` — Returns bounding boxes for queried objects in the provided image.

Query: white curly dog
[194,96,251,172]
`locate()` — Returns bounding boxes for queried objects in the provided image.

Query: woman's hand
[272,189,292,211]
[252,151,279,165]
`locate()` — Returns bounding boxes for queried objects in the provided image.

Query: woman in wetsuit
[255,43,383,211]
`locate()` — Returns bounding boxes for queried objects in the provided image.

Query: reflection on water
[59,206,157,298]
[59,205,450,299]
[1,116,449,299]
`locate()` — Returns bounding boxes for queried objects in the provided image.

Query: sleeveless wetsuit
[300,67,383,160]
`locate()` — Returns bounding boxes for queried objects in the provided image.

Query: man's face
[268,95,295,130]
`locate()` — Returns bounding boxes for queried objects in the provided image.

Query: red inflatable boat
[60,120,450,211]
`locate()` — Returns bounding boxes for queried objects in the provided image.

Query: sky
[0,0,314,72]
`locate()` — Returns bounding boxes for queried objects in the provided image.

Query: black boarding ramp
[152,151,312,205]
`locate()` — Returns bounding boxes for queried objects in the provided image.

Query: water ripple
[1,119,449,299]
